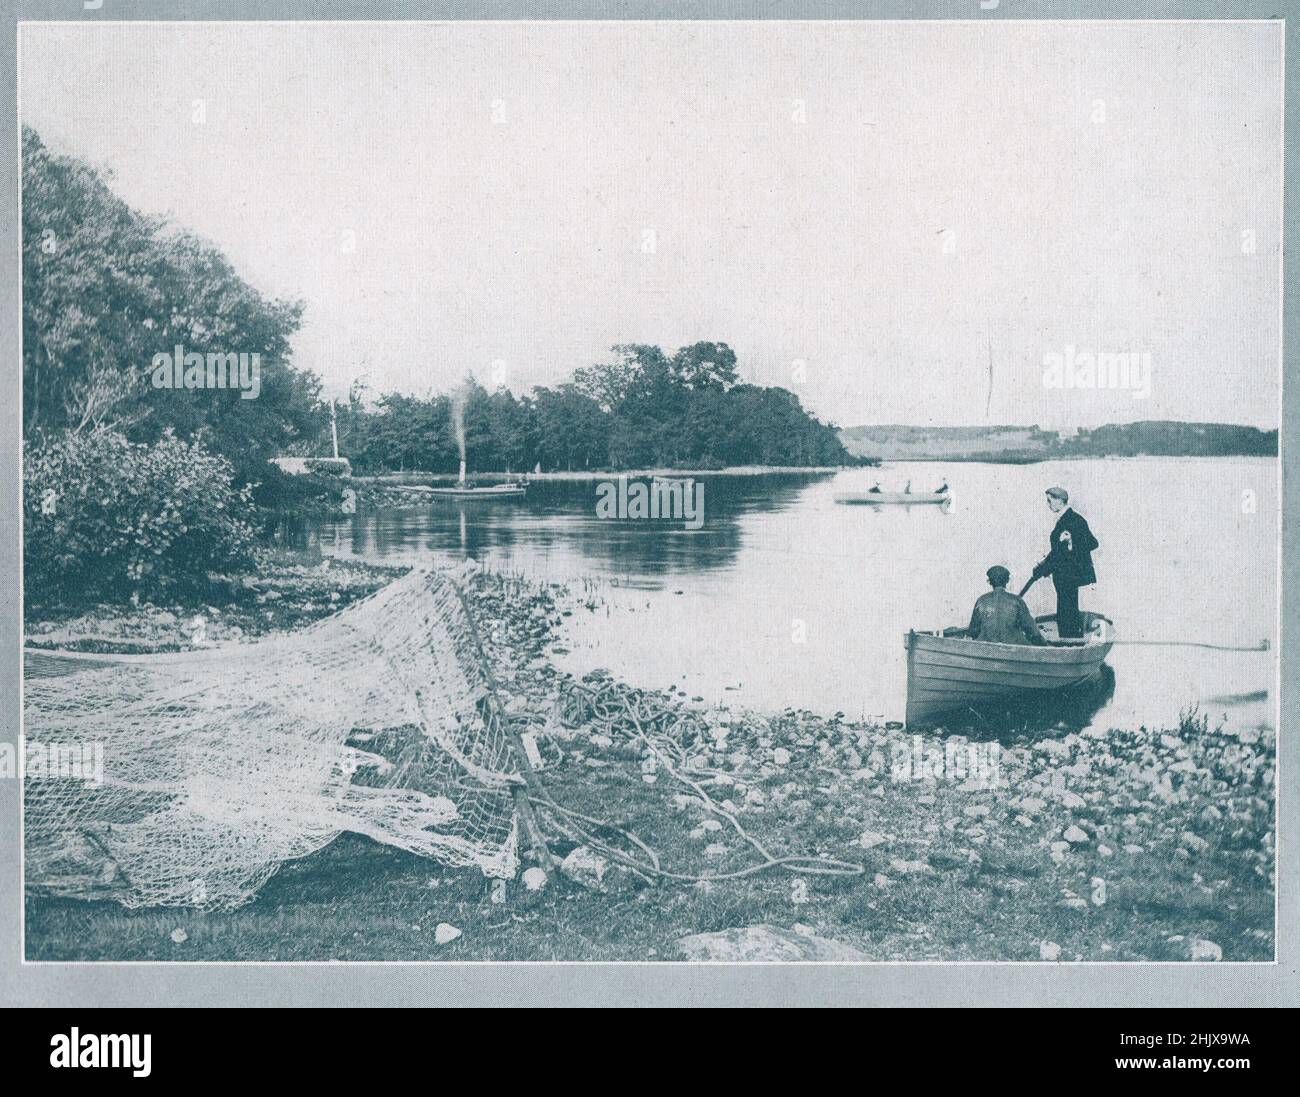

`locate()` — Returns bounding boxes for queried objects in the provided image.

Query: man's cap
[1045,485,1069,502]
[986,565,1011,586]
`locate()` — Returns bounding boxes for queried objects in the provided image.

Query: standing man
[1028,486,1098,638]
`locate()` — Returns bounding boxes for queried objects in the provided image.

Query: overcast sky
[19,20,1283,429]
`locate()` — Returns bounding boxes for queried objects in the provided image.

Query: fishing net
[23,568,521,911]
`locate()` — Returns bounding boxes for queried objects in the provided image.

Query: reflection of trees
[288,474,832,579]
[514,476,819,578]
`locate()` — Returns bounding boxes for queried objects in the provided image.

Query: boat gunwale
[908,634,1114,664]
[907,613,1114,658]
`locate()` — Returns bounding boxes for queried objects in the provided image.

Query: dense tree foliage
[22,126,852,485]
[22,127,323,483]
[343,346,851,474]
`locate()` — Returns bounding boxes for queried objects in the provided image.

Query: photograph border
[0,0,1293,1007]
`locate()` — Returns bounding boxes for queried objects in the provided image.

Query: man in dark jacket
[1031,486,1098,638]
[969,566,1045,645]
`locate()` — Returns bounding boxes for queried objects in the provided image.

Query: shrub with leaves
[24,430,257,604]
[247,462,344,517]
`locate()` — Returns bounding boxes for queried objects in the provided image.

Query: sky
[19,20,1284,429]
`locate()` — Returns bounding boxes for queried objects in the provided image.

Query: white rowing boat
[835,491,949,505]
[904,612,1114,727]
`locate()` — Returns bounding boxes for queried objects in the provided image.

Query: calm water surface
[293,458,1278,733]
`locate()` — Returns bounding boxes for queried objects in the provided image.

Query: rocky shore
[25,557,403,653]
[472,569,1275,961]
[24,558,1276,962]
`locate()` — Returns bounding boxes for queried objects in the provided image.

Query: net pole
[510,753,556,873]
[447,576,556,873]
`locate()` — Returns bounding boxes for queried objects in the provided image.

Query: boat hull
[391,483,528,499]
[426,486,527,498]
[835,492,948,505]
[904,613,1113,727]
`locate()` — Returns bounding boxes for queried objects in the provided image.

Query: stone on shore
[674,924,870,962]
[559,845,608,890]
[1189,938,1223,962]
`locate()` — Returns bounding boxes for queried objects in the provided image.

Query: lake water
[293,458,1278,734]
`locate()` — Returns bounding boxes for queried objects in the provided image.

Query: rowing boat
[835,491,949,505]
[391,482,528,499]
[904,612,1114,727]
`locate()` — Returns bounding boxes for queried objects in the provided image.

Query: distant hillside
[839,422,1278,462]
[839,425,1058,461]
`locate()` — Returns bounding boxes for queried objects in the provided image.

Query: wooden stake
[446,576,557,874]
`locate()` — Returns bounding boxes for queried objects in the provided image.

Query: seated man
[967,566,1045,645]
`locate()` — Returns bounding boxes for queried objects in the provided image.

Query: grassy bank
[24,561,1274,962]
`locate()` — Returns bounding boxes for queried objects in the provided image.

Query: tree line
[341,345,852,474]
[23,125,852,482]
[22,128,324,490]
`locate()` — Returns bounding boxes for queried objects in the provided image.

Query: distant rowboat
[904,612,1114,728]
[835,491,949,505]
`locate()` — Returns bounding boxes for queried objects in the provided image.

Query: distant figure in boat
[968,566,1045,646]
[904,480,912,494]
[868,483,882,493]
[935,482,949,494]
[1031,486,1098,639]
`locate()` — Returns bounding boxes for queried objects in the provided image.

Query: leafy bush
[247,463,345,516]
[24,430,257,603]
[302,458,352,476]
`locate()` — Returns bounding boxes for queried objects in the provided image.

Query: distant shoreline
[348,452,1276,485]
[851,452,1279,466]
[354,466,849,484]
[839,420,1277,465]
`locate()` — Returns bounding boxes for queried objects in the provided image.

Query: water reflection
[285,474,826,583]
[287,460,1277,734]
[936,665,1118,743]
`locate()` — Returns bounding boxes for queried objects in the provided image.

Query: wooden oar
[1111,638,1270,652]
[1018,571,1267,651]
[1045,637,1269,651]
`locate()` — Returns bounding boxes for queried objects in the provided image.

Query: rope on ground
[524,678,865,884]
[452,569,864,884]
